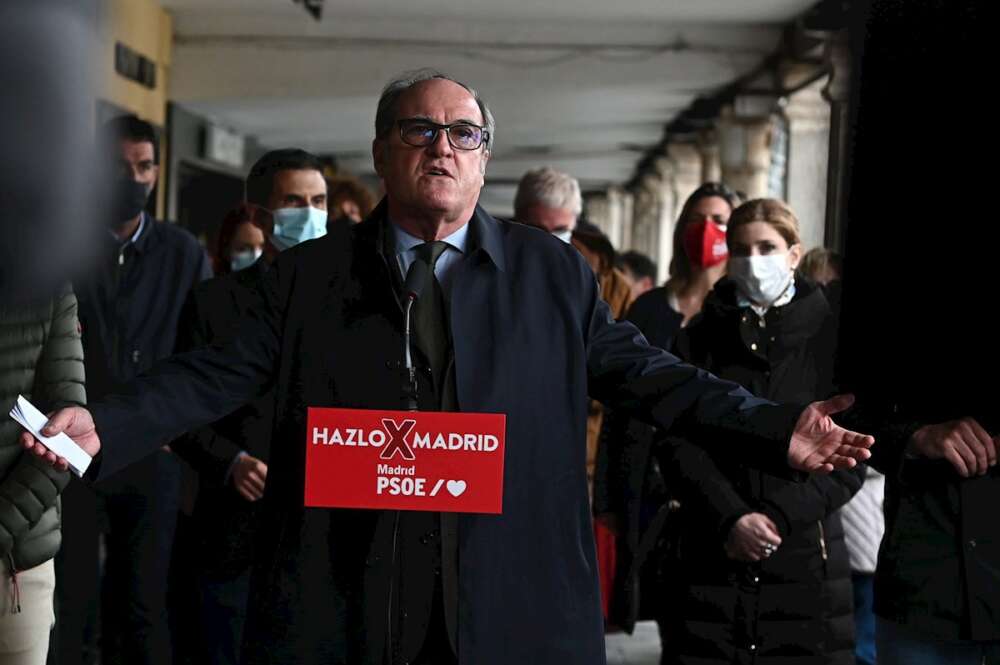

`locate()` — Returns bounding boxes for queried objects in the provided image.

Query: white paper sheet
[9,395,91,477]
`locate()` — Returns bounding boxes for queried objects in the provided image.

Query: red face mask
[682,219,728,268]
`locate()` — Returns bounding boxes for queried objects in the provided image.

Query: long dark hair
[665,182,740,292]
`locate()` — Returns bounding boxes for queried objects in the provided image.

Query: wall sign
[114,42,156,90]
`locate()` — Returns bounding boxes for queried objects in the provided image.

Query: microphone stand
[402,293,419,411]
[400,260,429,412]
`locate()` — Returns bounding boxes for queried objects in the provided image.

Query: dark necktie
[412,241,451,396]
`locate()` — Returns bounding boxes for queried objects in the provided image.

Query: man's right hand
[231,454,267,502]
[907,418,997,477]
[20,406,102,472]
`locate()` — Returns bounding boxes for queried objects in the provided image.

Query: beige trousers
[0,559,55,665]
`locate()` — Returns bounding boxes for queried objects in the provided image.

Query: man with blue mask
[249,149,329,251]
[169,149,328,665]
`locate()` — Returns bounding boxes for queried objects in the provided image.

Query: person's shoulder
[147,219,205,258]
[190,268,245,301]
[631,285,670,314]
[499,218,588,272]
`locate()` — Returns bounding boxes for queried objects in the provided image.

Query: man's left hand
[788,394,874,473]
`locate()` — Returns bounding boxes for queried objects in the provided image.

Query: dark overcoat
[88,203,804,665]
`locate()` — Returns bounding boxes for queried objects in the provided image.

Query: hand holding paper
[13,397,99,476]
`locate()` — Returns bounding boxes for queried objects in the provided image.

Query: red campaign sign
[304,407,506,514]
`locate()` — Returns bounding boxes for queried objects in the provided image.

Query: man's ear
[372,139,386,178]
[479,149,490,180]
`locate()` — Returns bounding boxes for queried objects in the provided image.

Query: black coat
[661,277,861,665]
[592,288,684,631]
[172,260,274,574]
[86,203,806,665]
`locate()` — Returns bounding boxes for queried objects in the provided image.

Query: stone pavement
[606,620,660,665]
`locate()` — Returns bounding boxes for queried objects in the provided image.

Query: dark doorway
[175,161,244,255]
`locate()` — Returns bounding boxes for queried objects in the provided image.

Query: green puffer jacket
[0,289,85,570]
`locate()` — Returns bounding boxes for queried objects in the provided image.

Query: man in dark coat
[59,115,212,665]
[25,71,874,665]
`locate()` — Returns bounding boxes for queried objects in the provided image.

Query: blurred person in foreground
[171,150,328,665]
[0,287,85,664]
[23,70,874,665]
[58,115,212,665]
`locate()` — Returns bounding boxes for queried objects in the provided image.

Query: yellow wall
[101,0,172,126]
[100,0,173,214]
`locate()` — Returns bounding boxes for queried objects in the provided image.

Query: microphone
[401,261,430,410]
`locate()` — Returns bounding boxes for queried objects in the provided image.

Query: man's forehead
[397,79,483,123]
[119,139,155,161]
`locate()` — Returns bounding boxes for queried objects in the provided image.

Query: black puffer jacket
[661,277,861,665]
[0,289,85,570]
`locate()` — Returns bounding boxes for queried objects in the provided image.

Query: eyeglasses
[397,118,490,151]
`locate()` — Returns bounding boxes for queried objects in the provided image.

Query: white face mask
[229,248,262,273]
[552,228,573,244]
[728,253,794,307]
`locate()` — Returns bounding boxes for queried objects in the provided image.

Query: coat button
[753,576,760,584]
[750,343,758,351]
[749,644,757,651]
[131,349,141,364]
[969,539,977,548]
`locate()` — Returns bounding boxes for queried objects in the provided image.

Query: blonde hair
[726,198,801,248]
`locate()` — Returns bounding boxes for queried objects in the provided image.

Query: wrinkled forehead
[395,78,484,125]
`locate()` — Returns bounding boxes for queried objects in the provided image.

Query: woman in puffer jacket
[658,199,862,665]
[0,287,85,664]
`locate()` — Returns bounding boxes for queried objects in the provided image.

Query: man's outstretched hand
[19,406,101,472]
[788,394,874,473]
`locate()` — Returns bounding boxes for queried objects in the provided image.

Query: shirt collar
[391,220,469,257]
[108,212,148,248]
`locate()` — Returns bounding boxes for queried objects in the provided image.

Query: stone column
[583,190,614,240]
[667,142,703,212]
[823,28,852,253]
[608,186,633,250]
[629,173,663,276]
[698,129,722,184]
[717,105,776,200]
[784,74,832,251]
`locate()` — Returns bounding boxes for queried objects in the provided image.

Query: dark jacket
[661,276,861,665]
[0,289,84,569]
[592,287,684,631]
[172,260,273,575]
[86,202,807,665]
[75,214,212,403]
[865,397,1000,641]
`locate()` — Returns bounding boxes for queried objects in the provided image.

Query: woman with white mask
[658,199,861,665]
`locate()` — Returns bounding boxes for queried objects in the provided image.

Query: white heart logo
[446,480,467,497]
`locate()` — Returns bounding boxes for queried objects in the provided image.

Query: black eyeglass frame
[396,118,491,151]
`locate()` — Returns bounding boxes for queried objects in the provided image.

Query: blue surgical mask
[270,206,328,250]
[230,248,262,272]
